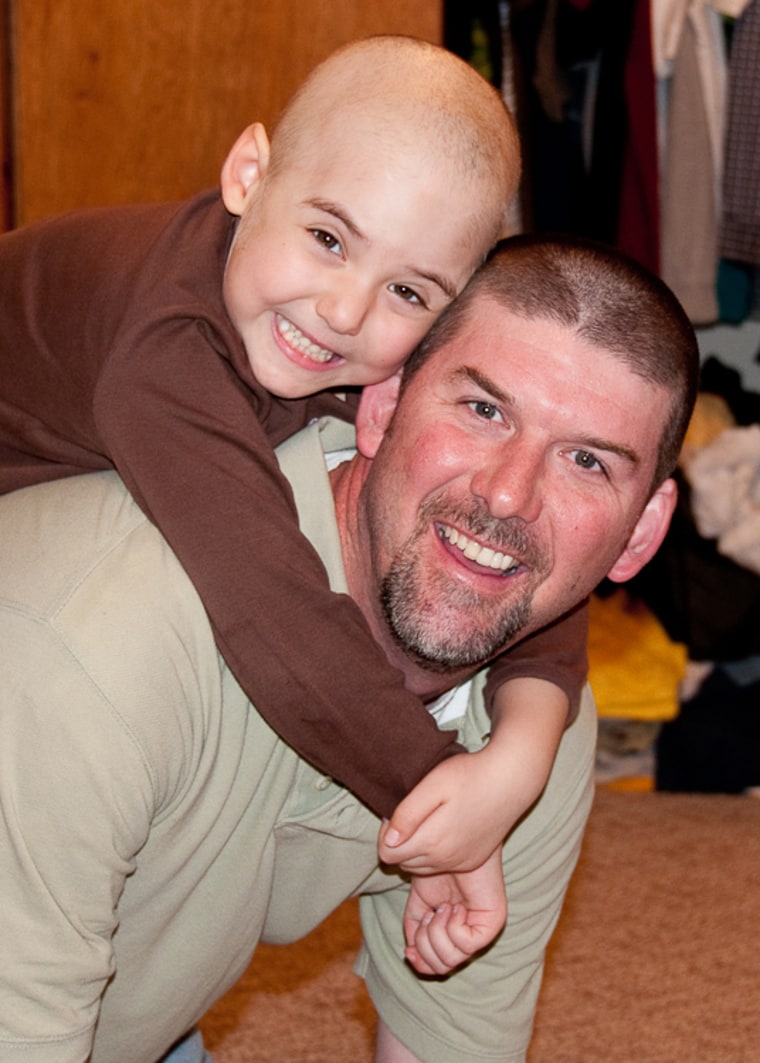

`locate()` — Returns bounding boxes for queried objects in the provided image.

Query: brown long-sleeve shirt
[0,188,588,818]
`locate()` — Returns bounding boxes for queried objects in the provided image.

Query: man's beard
[379,499,547,672]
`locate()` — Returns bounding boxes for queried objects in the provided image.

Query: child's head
[220,35,521,398]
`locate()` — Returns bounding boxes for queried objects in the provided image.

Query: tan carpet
[200,790,760,1061]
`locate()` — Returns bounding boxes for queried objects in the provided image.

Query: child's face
[222,128,495,399]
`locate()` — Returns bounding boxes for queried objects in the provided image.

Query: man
[0,237,698,1063]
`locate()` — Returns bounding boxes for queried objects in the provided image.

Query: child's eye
[309,229,343,256]
[389,283,427,309]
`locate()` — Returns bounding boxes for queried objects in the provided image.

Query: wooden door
[2,0,441,227]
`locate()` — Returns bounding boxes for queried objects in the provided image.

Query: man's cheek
[410,429,471,484]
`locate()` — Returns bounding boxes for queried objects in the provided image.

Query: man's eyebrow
[452,366,641,465]
[453,365,514,406]
[575,435,640,465]
[303,197,458,300]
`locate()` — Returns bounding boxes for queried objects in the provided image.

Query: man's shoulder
[0,471,212,675]
[0,472,158,617]
[0,471,221,775]
[275,416,356,595]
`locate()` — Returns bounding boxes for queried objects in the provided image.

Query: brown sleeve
[95,335,465,820]
[483,601,590,727]
[0,200,461,821]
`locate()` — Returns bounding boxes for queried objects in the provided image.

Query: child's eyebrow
[303,197,458,300]
[305,198,365,241]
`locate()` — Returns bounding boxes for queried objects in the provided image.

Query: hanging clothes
[721,0,760,265]
[656,1,729,324]
[616,0,660,275]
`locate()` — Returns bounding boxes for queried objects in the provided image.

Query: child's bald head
[268,35,521,248]
[220,37,523,399]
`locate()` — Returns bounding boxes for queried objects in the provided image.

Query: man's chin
[388,609,532,673]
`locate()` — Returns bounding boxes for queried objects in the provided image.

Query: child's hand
[379,678,567,875]
[378,745,537,874]
[402,847,507,976]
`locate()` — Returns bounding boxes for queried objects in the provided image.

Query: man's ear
[220,123,271,216]
[606,478,678,583]
[355,373,403,458]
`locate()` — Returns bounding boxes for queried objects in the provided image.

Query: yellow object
[588,589,688,722]
[679,391,734,466]
[599,775,655,793]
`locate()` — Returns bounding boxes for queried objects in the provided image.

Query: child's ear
[220,123,271,216]
[605,478,678,583]
[355,373,403,458]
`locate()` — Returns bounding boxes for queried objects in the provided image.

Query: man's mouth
[276,314,339,365]
[437,522,521,575]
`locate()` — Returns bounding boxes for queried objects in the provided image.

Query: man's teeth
[277,316,335,363]
[439,524,518,572]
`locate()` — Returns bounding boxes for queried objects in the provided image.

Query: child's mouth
[275,314,339,366]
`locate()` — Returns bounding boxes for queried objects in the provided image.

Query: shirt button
[314,775,333,791]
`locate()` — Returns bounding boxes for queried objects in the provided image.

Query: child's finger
[384,788,445,847]
[445,906,507,957]
[408,905,469,975]
[378,829,447,869]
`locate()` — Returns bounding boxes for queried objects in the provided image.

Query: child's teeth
[277,317,334,363]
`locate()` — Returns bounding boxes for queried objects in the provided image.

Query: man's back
[0,471,339,1060]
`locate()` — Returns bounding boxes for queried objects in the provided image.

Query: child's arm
[378,677,568,874]
[97,346,468,821]
[0,195,464,821]
[483,602,589,725]
[377,604,588,870]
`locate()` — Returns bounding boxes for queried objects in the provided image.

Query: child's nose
[316,279,372,336]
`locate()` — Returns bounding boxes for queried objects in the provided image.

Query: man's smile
[436,521,521,575]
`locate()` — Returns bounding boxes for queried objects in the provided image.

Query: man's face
[354,298,675,675]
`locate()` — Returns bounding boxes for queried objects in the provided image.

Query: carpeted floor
[200,789,760,1061]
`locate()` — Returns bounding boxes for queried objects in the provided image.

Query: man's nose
[470,445,544,523]
[315,277,372,336]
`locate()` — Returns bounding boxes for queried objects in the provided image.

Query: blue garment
[159,1028,213,1063]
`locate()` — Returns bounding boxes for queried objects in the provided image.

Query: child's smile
[274,313,344,370]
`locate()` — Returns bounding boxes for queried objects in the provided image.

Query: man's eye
[310,229,342,255]
[468,400,502,422]
[389,283,426,308]
[570,449,603,472]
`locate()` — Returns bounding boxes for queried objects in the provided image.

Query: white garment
[684,423,760,574]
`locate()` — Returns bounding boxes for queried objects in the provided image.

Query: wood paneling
[5,1,441,226]
[0,0,12,228]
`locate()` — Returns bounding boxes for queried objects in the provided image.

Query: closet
[466,0,760,793]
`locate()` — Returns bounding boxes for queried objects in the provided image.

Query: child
[0,37,586,890]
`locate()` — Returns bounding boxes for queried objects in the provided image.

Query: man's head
[334,236,699,694]
[402,234,699,491]
[220,36,521,398]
